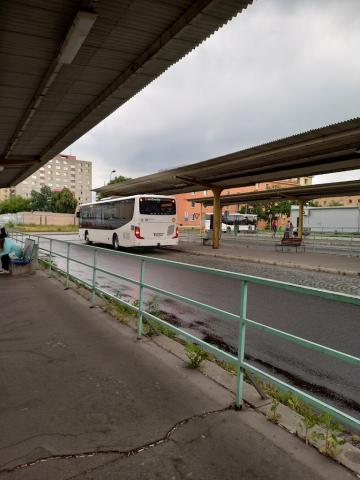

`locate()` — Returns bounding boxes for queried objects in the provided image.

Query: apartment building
[1,154,92,204]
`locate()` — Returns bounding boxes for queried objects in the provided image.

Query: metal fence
[11,232,360,432]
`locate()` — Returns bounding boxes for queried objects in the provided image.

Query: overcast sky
[68,0,360,190]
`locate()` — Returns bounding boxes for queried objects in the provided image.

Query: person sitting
[0,227,7,239]
[0,237,23,274]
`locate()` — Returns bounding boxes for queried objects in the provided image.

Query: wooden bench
[9,238,38,275]
[275,237,305,253]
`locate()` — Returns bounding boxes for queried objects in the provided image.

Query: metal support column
[235,280,248,409]
[298,200,305,239]
[212,188,222,249]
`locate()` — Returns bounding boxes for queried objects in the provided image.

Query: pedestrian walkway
[0,272,353,479]
[177,238,360,276]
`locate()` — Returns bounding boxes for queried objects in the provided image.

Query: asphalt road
[37,235,360,421]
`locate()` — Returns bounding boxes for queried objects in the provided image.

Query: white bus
[204,213,257,233]
[78,195,178,248]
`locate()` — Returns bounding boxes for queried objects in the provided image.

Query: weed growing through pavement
[268,399,281,423]
[185,343,208,369]
[313,413,345,457]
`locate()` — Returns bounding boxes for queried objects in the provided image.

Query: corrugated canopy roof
[189,180,360,206]
[96,117,360,196]
[0,0,252,187]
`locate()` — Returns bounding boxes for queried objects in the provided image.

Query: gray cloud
[68,0,360,189]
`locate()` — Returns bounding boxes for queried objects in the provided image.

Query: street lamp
[110,170,116,182]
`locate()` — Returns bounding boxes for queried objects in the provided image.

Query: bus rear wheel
[113,234,120,250]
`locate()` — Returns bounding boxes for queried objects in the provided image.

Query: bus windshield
[139,197,176,215]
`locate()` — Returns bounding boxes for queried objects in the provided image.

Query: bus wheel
[85,231,92,244]
[113,234,120,250]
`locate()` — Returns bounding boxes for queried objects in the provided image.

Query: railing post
[48,239,53,277]
[91,248,97,305]
[137,259,145,340]
[236,280,248,409]
[65,243,71,288]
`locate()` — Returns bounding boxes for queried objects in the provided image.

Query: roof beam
[175,175,218,190]
[191,180,360,206]
[39,0,228,160]
[1,10,97,161]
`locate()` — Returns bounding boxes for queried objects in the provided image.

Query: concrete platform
[177,239,360,276]
[0,272,354,479]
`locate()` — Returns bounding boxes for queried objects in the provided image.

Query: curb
[175,246,360,277]
[47,268,360,476]
[151,336,360,477]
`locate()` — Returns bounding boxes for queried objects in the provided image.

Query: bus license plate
[154,233,163,237]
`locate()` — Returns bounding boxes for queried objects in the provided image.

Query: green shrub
[185,343,208,369]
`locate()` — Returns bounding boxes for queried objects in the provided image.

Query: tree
[50,188,77,213]
[97,175,131,200]
[30,186,77,213]
[0,196,31,213]
[31,185,52,211]
[239,200,293,221]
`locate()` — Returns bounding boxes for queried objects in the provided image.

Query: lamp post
[109,170,116,183]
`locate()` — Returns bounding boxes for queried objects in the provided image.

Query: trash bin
[202,229,212,245]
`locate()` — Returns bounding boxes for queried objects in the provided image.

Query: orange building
[315,195,360,207]
[175,179,302,227]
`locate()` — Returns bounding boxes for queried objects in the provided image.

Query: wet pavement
[30,234,360,422]
[0,272,353,479]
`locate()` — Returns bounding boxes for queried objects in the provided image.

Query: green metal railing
[11,232,360,431]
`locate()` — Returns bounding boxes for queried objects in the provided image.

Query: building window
[203,190,208,196]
